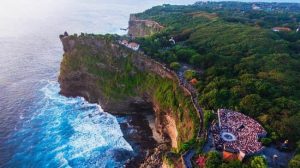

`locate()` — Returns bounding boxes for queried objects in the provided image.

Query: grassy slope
[60,35,200,152]
[134,4,300,147]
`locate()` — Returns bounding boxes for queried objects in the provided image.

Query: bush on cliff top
[135,3,300,147]
[62,40,200,150]
[170,62,181,71]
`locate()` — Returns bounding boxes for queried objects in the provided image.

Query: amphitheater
[211,109,267,158]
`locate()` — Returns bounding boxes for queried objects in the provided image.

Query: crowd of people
[211,109,267,155]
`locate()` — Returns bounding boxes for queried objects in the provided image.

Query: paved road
[260,145,293,168]
[182,149,196,168]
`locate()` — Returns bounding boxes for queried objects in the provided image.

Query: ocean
[0,0,198,167]
[0,0,298,167]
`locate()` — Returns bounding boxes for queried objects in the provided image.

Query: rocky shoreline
[58,63,172,166]
[58,32,200,167]
[116,114,170,167]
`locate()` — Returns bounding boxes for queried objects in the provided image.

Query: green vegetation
[179,138,205,153]
[203,152,267,168]
[250,156,267,168]
[205,151,222,168]
[61,35,200,152]
[260,137,272,146]
[135,2,300,154]
[289,141,300,167]
[170,62,181,71]
[203,110,214,130]
[220,160,244,168]
[64,1,300,165]
[184,70,197,80]
[289,154,300,168]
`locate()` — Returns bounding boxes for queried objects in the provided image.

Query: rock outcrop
[58,34,200,167]
[128,14,164,38]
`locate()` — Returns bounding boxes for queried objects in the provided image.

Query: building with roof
[120,39,129,45]
[127,42,140,51]
[118,40,140,51]
[272,27,292,32]
[252,4,261,11]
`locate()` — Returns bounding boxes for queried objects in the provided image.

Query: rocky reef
[128,14,164,38]
[58,33,200,167]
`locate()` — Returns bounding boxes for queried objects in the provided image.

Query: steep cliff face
[128,14,164,38]
[58,34,199,167]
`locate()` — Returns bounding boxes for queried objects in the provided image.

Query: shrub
[170,62,181,71]
[204,110,214,129]
[250,156,267,168]
[205,151,222,168]
[260,138,272,146]
[270,132,279,142]
[184,69,197,80]
[220,160,243,168]
[176,48,198,63]
[289,154,300,168]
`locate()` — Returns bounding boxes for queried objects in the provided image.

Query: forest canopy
[134,2,300,150]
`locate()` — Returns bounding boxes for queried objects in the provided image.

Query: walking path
[177,64,204,168]
[118,41,204,168]
[177,64,204,137]
[182,149,196,168]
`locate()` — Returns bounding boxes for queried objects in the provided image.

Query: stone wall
[128,14,164,38]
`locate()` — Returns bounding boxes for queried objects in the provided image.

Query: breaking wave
[5,81,133,168]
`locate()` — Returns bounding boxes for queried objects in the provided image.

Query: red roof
[223,151,239,161]
[190,78,198,85]
[196,155,206,168]
[272,27,292,32]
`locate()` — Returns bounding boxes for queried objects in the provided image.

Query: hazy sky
[0,0,195,36]
[0,0,299,37]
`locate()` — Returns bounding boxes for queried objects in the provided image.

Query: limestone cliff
[58,34,200,167]
[128,14,164,38]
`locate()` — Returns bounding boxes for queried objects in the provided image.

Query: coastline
[58,32,200,167]
[116,113,170,167]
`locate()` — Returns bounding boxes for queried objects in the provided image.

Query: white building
[252,4,261,11]
[119,39,140,51]
[127,42,140,51]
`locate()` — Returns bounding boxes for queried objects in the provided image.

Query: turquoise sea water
[5,81,133,167]
[0,0,199,167]
[0,0,298,167]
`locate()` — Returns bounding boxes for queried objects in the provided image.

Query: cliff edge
[128,14,164,38]
[58,34,200,167]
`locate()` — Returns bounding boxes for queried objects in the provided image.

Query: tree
[176,48,198,63]
[190,54,204,67]
[205,151,222,168]
[239,94,263,117]
[260,138,272,146]
[170,62,181,71]
[162,50,177,63]
[135,3,300,151]
[296,140,300,154]
[220,160,244,168]
[250,156,267,168]
[289,154,300,168]
[270,132,279,142]
[184,70,196,80]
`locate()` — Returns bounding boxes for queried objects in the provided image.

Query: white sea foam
[8,81,133,167]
